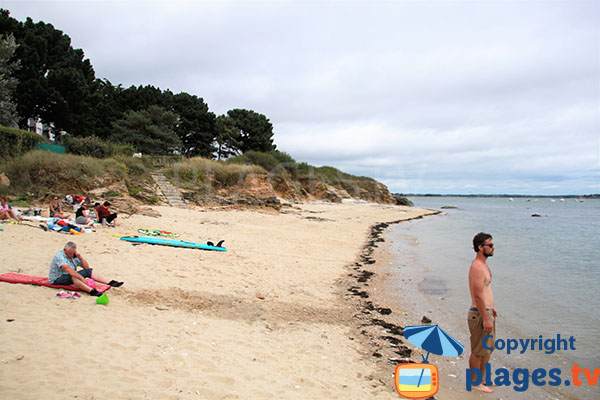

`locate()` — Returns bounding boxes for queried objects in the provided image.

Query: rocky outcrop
[392,194,414,206]
[160,169,399,209]
[0,173,10,187]
[296,177,396,204]
[87,180,129,199]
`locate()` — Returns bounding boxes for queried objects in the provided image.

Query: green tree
[111,105,182,155]
[118,84,171,112]
[172,92,216,157]
[84,79,126,140]
[227,109,276,153]
[214,114,242,160]
[0,34,19,127]
[0,10,97,134]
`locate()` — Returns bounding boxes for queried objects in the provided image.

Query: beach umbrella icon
[403,325,464,387]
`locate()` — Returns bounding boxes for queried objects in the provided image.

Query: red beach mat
[0,272,110,293]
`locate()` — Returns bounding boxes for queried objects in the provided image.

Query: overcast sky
[2,0,599,195]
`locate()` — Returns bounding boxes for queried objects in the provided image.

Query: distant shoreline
[396,193,599,199]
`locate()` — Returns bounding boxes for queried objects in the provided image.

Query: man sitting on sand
[49,241,124,297]
[49,196,70,219]
[0,196,22,222]
[468,232,497,393]
[95,201,117,227]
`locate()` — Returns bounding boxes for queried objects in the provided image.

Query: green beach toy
[96,293,110,305]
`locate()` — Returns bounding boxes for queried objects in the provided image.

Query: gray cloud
[3,0,598,194]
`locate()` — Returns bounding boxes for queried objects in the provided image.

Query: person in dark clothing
[95,201,118,227]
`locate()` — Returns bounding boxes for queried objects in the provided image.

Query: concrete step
[151,173,186,208]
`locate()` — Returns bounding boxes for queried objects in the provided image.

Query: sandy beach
[1,201,439,400]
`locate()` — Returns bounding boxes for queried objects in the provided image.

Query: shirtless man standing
[468,232,497,393]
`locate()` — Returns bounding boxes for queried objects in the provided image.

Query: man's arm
[470,264,494,333]
[73,252,90,270]
[61,264,86,285]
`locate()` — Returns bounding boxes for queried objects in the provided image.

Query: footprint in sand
[207,375,236,385]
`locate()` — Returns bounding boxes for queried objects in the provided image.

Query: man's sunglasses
[483,243,495,248]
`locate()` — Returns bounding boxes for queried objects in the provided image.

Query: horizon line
[394,193,599,198]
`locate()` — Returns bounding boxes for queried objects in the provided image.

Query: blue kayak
[120,235,226,251]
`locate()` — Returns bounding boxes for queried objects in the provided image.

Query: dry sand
[0,202,446,399]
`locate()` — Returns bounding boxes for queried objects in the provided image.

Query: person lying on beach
[0,196,22,222]
[75,202,96,227]
[49,196,70,219]
[95,201,117,227]
[49,241,124,297]
[66,194,88,212]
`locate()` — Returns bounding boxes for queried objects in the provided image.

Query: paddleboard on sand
[120,235,226,251]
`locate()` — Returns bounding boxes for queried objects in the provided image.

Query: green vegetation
[0,34,19,127]
[165,157,265,189]
[0,9,276,158]
[0,147,392,205]
[228,150,295,175]
[110,105,182,155]
[0,126,44,159]
[62,135,135,158]
[0,150,126,196]
[165,151,388,201]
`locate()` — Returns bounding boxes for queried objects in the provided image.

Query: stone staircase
[151,172,186,208]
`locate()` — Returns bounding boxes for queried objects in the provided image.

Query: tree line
[0,9,276,158]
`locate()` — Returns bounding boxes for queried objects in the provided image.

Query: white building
[27,117,58,142]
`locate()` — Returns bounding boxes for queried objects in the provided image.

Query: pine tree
[0,34,19,127]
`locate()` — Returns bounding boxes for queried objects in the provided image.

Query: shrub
[63,135,135,158]
[214,162,262,188]
[228,150,298,176]
[228,151,279,172]
[0,150,125,196]
[166,157,264,189]
[269,150,298,176]
[0,126,45,159]
[113,155,149,180]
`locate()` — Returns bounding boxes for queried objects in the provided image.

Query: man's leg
[54,274,101,296]
[89,270,124,287]
[469,353,493,393]
[90,270,109,284]
[70,277,94,293]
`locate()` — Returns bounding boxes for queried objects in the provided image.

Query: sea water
[388,196,599,399]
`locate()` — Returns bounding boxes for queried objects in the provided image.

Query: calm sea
[387,196,599,399]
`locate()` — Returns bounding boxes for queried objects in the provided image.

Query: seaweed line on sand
[340,211,440,395]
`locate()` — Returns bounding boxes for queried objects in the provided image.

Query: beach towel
[0,272,111,293]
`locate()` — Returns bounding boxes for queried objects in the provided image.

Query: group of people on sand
[49,195,118,228]
[1,195,118,228]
